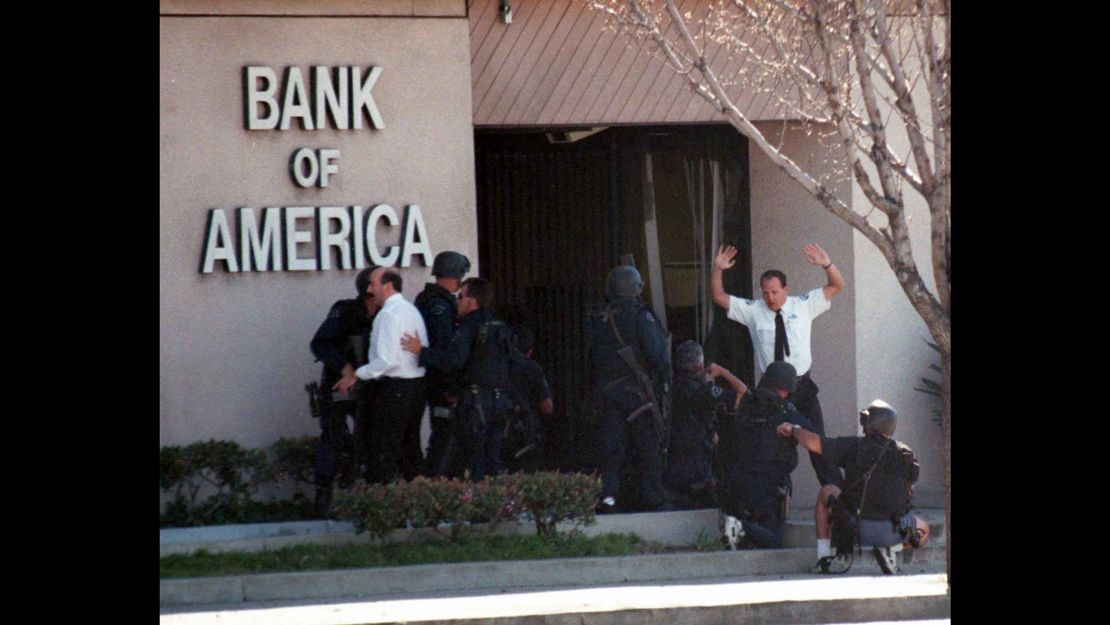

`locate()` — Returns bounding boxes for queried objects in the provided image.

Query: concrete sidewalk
[161,506,949,622]
[161,572,950,625]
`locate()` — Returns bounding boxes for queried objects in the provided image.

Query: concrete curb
[161,508,946,557]
[161,545,946,608]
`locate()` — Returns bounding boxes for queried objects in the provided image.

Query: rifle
[606,306,667,456]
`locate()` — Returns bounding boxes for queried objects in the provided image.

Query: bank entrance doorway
[475,125,753,470]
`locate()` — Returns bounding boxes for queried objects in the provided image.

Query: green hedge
[160,438,601,534]
[332,472,601,541]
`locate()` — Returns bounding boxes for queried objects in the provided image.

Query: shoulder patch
[328,307,342,319]
[430,302,447,317]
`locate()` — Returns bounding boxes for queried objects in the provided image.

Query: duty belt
[465,385,507,428]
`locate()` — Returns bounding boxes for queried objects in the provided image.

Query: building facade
[160,0,944,508]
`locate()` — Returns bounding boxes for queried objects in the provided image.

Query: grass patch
[160,532,664,579]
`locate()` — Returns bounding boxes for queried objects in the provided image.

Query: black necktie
[774,310,790,361]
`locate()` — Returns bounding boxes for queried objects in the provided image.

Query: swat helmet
[674,340,704,374]
[605,265,644,298]
[432,251,471,279]
[758,361,797,394]
[355,267,376,298]
[859,399,898,435]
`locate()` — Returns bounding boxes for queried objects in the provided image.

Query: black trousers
[598,388,667,511]
[315,400,356,490]
[720,472,787,549]
[367,377,427,484]
[791,374,844,488]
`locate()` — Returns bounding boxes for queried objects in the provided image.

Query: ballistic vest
[842,433,919,521]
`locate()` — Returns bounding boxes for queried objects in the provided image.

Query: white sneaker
[720,514,745,550]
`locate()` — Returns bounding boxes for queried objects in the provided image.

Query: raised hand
[803,243,831,267]
[715,245,738,271]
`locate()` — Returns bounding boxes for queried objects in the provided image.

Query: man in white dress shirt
[710,243,845,489]
[349,266,428,483]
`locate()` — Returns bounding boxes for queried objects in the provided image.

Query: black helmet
[605,265,644,298]
[674,340,704,374]
[432,251,471,279]
[758,361,797,394]
[859,400,897,435]
[355,267,375,297]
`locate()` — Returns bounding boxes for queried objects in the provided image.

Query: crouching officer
[414,251,470,476]
[780,399,930,574]
[587,265,672,512]
[308,266,380,516]
[716,361,813,549]
[402,277,514,480]
[665,340,748,510]
[503,325,554,473]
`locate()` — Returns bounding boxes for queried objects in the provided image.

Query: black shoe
[813,554,851,574]
[872,545,900,575]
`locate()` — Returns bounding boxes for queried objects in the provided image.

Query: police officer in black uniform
[414,251,470,476]
[401,277,514,480]
[586,265,672,512]
[665,340,748,510]
[308,266,379,516]
[503,325,554,473]
[716,361,814,549]
[781,399,930,574]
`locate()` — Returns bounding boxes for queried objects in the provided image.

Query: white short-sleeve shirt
[726,287,831,377]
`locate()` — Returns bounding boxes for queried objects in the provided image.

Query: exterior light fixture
[500,0,513,25]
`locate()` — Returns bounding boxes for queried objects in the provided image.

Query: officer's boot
[872,543,902,575]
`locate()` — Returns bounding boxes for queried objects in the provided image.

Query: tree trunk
[940,343,951,586]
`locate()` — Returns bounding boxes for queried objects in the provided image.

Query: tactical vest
[588,301,649,383]
[467,317,512,390]
[842,434,919,521]
[731,388,799,477]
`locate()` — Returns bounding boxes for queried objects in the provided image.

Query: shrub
[159,439,272,527]
[268,435,360,491]
[331,472,600,542]
[517,471,600,536]
[331,482,407,542]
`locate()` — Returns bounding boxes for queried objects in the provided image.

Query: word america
[200,204,432,273]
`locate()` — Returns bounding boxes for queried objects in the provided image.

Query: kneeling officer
[716,361,813,549]
[779,399,930,574]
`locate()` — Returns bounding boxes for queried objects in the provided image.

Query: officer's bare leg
[815,484,841,540]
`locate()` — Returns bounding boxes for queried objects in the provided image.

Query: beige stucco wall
[749,122,856,509]
[160,11,475,448]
